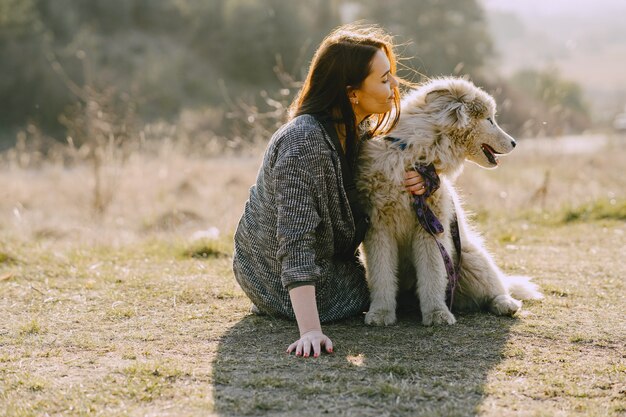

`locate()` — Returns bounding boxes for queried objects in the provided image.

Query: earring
[355,100,359,105]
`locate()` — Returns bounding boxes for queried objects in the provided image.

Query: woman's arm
[273,148,332,357]
[286,285,333,358]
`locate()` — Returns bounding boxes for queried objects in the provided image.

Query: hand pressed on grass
[287,330,333,358]
[287,285,333,358]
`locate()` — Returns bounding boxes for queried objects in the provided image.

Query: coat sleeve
[274,153,322,290]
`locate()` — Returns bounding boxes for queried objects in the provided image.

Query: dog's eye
[487,117,495,126]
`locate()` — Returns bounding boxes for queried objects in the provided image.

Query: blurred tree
[0,0,71,134]
[0,0,340,138]
[359,0,494,79]
[510,68,590,135]
[192,0,339,86]
[0,0,591,145]
[0,0,38,34]
[512,69,588,115]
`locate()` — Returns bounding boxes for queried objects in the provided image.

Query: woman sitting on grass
[233,24,426,358]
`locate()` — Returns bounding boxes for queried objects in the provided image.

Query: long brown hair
[289,23,401,160]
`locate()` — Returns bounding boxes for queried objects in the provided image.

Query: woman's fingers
[406,180,426,195]
[303,340,313,358]
[409,184,426,195]
[286,339,306,357]
[312,340,322,358]
[404,170,422,185]
[404,170,426,195]
[287,335,334,357]
[323,337,334,354]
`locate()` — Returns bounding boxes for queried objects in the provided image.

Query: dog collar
[384,136,408,151]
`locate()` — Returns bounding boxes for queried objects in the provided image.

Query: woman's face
[350,49,398,122]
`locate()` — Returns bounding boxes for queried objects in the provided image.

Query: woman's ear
[347,86,359,105]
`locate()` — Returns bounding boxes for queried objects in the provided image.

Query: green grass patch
[561,198,626,223]
[0,251,17,264]
[11,373,48,392]
[569,334,594,344]
[243,376,287,389]
[105,305,136,321]
[470,198,626,228]
[123,360,187,381]
[179,238,231,260]
[18,319,42,336]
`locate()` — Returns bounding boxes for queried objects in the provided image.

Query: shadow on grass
[213,310,516,417]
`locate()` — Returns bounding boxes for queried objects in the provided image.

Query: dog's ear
[425,89,470,129]
[465,99,488,119]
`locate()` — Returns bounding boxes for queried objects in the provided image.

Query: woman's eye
[487,117,494,125]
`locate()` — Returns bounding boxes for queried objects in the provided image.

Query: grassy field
[1,134,625,416]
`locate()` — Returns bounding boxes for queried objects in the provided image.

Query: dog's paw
[365,309,397,326]
[422,308,456,326]
[490,294,522,316]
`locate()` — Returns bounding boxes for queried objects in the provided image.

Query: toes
[423,308,456,326]
[365,309,397,326]
[490,295,522,316]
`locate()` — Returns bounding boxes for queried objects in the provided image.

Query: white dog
[356,77,542,326]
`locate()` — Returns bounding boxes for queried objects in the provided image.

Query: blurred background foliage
[0,0,611,152]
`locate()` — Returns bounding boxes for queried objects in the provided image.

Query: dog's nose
[511,140,516,148]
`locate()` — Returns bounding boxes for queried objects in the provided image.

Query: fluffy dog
[356,77,542,326]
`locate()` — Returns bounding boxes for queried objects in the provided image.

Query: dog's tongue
[481,144,499,165]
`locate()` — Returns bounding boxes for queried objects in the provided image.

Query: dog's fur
[356,77,543,326]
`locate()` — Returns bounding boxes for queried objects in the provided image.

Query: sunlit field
[1,133,624,416]
[2,134,624,246]
[2,0,626,414]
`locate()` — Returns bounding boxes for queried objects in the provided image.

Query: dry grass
[1,134,625,416]
[0,141,265,247]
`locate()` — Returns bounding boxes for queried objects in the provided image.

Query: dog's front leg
[412,235,456,326]
[362,227,398,326]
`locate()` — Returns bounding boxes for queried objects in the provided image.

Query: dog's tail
[504,275,544,300]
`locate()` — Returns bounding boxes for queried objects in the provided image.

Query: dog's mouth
[481,143,502,165]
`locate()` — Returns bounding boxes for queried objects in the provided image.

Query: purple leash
[385,137,462,309]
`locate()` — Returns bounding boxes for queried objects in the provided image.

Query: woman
[233,24,426,358]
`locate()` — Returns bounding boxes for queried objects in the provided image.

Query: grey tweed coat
[233,114,370,323]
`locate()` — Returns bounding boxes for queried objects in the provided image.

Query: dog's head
[403,77,516,169]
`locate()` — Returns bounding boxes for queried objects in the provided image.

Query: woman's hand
[404,170,426,195]
[287,330,333,358]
